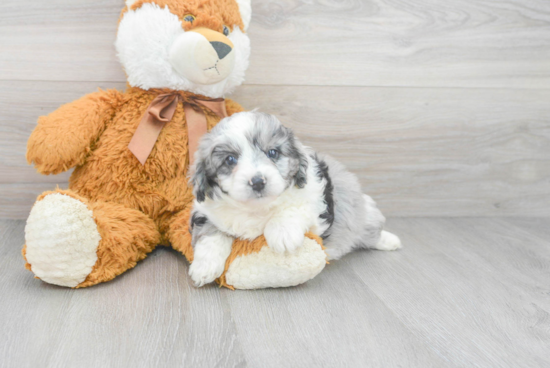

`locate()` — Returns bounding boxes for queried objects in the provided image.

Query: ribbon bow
[128,92,228,165]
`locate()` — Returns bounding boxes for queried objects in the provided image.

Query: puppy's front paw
[264,221,305,254]
[189,257,226,287]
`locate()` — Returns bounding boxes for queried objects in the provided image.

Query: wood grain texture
[233,86,550,217]
[1,0,550,88]
[2,81,549,218]
[0,183,69,220]
[224,265,451,368]
[0,220,246,368]
[1,218,549,367]
[344,217,550,368]
[501,217,550,242]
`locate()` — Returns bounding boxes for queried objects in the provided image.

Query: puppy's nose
[249,175,266,192]
[210,41,232,59]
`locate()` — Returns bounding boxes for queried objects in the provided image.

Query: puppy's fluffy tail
[373,230,402,251]
[360,194,402,251]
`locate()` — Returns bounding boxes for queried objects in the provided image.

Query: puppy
[188,111,402,287]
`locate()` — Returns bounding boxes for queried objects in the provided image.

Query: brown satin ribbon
[128,93,228,165]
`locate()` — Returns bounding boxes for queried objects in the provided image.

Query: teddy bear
[23,0,327,290]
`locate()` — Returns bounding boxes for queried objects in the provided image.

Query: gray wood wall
[1,0,549,219]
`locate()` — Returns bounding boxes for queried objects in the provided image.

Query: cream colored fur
[116,3,250,98]
[125,0,251,29]
[235,0,252,30]
[225,237,326,289]
[25,194,101,288]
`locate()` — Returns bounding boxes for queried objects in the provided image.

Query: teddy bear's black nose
[210,41,232,60]
[250,175,266,192]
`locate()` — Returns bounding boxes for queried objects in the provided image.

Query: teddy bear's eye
[223,25,230,36]
[183,15,195,23]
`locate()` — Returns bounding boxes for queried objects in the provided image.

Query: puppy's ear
[284,127,309,189]
[283,127,309,188]
[192,159,209,202]
[294,149,309,188]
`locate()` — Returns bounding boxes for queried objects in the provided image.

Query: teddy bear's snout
[210,41,232,60]
[169,27,236,86]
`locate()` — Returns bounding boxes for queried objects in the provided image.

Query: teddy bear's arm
[27,89,124,175]
[224,99,246,116]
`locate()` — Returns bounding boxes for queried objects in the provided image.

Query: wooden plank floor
[1,218,549,368]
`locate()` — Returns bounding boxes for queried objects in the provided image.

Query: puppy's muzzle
[249,175,266,192]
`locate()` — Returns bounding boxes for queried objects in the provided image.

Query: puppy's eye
[267,149,280,160]
[184,15,195,23]
[225,155,238,166]
[223,25,230,36]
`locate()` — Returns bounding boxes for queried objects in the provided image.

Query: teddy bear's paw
[25,193,101,287]
[264,220,305,254]
[189,257,226,287]
[225,237,327,290]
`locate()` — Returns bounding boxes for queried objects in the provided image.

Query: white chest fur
[194,157,329,240]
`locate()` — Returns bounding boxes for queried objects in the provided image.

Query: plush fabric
[124,0,246,33]
[24,87,249,287]
[116,2,250,96]
[25,192,101,287]
[218,233,326,290]
[23,0,325,290]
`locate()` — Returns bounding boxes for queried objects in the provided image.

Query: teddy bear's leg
[220,234,328,290]
[165,208,328,289]
[23,189,160,288]
[164,207,193,262]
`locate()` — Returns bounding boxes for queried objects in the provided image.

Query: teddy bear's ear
[125,0,138,8]
[235,0,252,30]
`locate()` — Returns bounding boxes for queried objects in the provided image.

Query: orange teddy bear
[23,0,327,289]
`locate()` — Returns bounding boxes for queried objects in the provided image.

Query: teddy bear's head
[116,0,251,98]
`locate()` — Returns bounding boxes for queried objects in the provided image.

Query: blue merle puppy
[188,111,402,287]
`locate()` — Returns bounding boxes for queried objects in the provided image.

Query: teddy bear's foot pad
[225,237,327,290]
[25,193,101,287]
